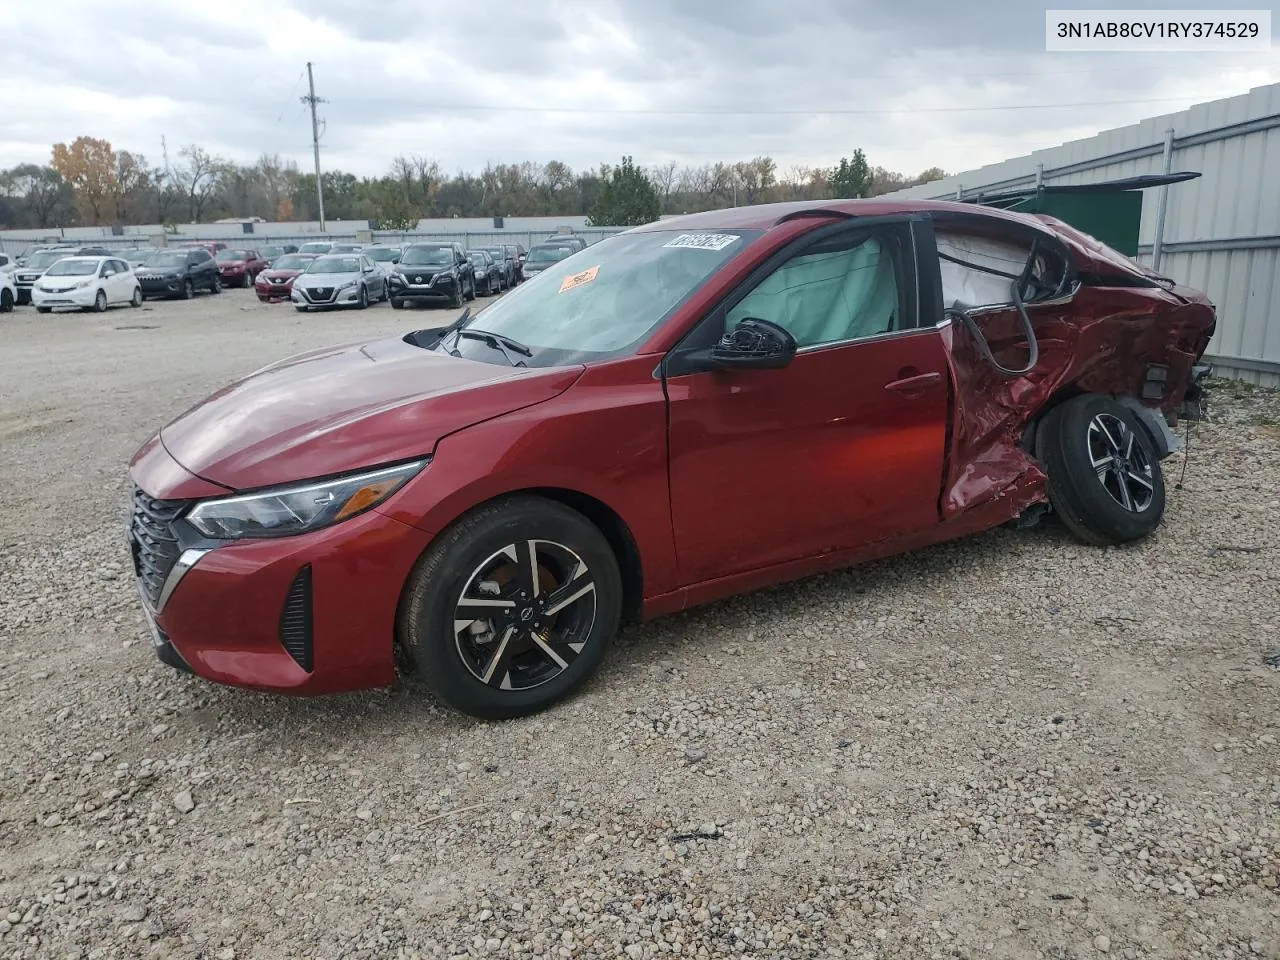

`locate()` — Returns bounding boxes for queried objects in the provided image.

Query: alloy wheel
[1087,413,1155,512]
[453,539,597,691]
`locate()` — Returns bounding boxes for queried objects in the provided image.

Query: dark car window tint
[726,228,908,348]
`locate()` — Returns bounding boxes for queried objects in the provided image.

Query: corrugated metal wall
[882,82,1280,385]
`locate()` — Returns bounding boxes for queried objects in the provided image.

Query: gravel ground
[1,288,1278,960]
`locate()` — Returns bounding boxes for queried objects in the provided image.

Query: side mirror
[687,318,797,372]
[392,256,400,263]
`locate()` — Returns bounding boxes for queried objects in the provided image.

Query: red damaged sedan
[254,253,317,302]
[215,248,268,287]
[128,199,1215,718]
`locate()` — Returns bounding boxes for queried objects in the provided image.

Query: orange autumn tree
[51,136,119,225]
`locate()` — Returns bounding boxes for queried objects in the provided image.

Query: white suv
[1,267,15,312]
[32,256,143,313]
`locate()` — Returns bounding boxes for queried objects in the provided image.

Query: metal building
[881,82,1280,385]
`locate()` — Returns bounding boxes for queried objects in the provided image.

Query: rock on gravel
[1,301,1278,960]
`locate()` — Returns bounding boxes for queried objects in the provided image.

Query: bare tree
[175,145,222,222]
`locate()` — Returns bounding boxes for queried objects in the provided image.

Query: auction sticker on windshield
[663,233,740,252]
[559,265,600,293]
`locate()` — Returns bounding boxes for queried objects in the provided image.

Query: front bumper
[137,277,185,297]
[256,279,295,300]
[128,445,435,695]
[292,284,362,308]
[388,275,459,302]
[13,274,41,303]
[31,285,96,308]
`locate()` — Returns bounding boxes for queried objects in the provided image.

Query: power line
[395,95,1215,117]
[276,67,307,126]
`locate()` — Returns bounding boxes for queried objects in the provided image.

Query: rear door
[663,218,952,583]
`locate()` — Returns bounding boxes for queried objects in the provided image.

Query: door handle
[884,371,942,393]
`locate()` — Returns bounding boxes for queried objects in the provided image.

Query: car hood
[260,268,303,280]
[295,271,360,287]
[156,334,584,490]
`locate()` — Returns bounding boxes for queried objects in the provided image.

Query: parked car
[31,256,142,313]
[297,241,333,256]
[387,242,475,308]
[510,242,528,280]
[181,241,228,255]
[215,248,268,287]
[475,245,515,289]
[328,243,364,254]
[258,244,297,263]
[136,247,221,299]
[126,198,1215,719]
[1,268,15,312]
[543,234,587,253]
[253,253,318,303]
[0,251,15,271]
[290,253,387,310]
[467,250,503,296]
[520,242,577,278]
[363,244,402,279]
[120,248,160,269]
[10,246,109,304]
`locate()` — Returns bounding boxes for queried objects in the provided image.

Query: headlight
[165,273,180,280]
[73,278,94,289]
[185,460,427,539]
[337,279,358,291]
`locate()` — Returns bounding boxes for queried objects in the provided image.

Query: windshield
[401,246,453,266]
[298,242,331,254]
[480,248,506,259]
[305,256,361,274]
[216,249,248,261]
[45,259,98,276]
[442,229,757,367]
[260,246,284,257]
[271,255,310,270]
[527,246,573,264]
[143,252,187,268]
[468,253,489,264]
[329,244,361,253]
[366,247,399,261]
[26,251,69,270]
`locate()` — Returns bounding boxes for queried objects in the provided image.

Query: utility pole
[301,62,327,230]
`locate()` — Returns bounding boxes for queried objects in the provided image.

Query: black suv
[388,242,476,309]
[135,247,222,299]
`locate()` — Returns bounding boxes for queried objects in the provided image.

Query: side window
[726,226,912,349]
[99,262,112,277]
[935,227,1069,310]
[112,259,127,274]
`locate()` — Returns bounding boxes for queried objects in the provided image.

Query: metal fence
[879,82,1280,386]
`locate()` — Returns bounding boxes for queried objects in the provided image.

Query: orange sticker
[559,265,599,293]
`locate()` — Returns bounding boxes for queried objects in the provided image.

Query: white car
[32,256,143,313]
[1,267,15,312]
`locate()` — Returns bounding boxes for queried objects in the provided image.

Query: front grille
[129,486,190,608]
[279,566,314,672]
[303,286,335,302]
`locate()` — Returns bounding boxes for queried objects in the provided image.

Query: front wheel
[390,297,404,310]
[450,284,464,309]
[356,284,369,310]
[211,275,222,294]
[181,279,194,300]
[36,306,51,314]
[465,277,476,302]
[241,272,251,289]
[398,496,622,720]
[1036,395,1166,546]
[130,287,142,308]
[93,289,108,313]
[294,305,309,313]
[0,288,12,312]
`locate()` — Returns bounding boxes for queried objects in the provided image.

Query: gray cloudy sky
[3,0,1277,178]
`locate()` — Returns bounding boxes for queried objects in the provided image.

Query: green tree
[587,156,660,227]
[830,149,871,199]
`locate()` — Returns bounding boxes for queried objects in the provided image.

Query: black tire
[398,495,622,720]
[181,279,194,300]
[356,285,369,310]
[130,286,142,308]
[451,284,463,309]
[465,276,476,302]
[391,297,404,310]
[93,289,108,313]
[295,305,309,313]
[0,288,12,312]
[241,272,251,289]
[1036,394,1166,546]
[36,306,51,314]
[211,275,222,294]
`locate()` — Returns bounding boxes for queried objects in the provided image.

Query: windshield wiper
[453,328,532,367]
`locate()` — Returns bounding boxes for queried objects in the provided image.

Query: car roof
[54,255,111,263]
[630,198,1058,234]
[313,253,361,261]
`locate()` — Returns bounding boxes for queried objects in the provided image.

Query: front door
[664,220,951,584]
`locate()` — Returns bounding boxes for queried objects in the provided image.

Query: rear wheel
[1036,394,1166,546]
[399,496,622,719]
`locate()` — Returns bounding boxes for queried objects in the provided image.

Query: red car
[181,241,228,256]
[216,248,268,287]
[128,199,1215,719]
[254,253,318,302]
